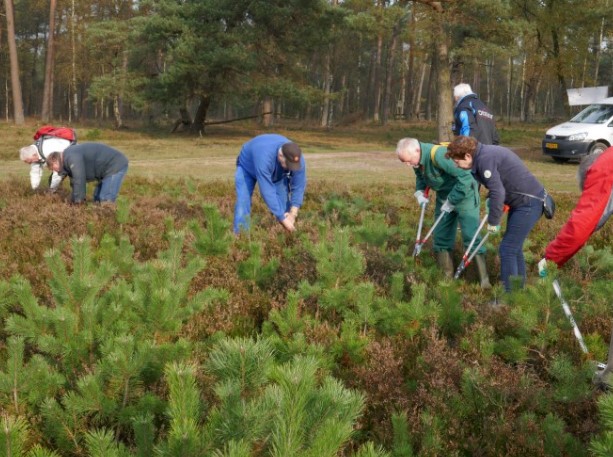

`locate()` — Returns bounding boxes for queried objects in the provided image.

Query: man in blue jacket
[46,142,129,204]
[234,134,307,234]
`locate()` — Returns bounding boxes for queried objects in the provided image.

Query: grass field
[1,119,582,192]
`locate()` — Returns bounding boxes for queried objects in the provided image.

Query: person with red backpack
[19,126,77,192]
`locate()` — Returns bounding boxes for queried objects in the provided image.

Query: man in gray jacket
[46,143,129,204]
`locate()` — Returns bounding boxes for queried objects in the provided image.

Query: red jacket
[545,148,613,266]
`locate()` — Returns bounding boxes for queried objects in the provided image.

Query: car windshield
[570,104,613,124]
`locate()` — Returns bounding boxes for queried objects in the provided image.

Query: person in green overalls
[396,137,490,288]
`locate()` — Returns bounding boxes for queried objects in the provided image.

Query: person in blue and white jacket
[234,134,307,234]
[452,83,499,145]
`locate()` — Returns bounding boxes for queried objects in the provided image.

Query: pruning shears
[412,187,430,257]
[413,205,447,258]
[454,204,509,279]
[454,214,488,279]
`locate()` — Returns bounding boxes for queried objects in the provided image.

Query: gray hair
[577,152,603,190]
[453,83,473,100]
[19,144,40,162]
[396,138,420,159]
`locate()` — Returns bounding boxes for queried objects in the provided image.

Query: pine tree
[155,362,204,456]
[237,242,280,290]
[5,237,117,372]
[263,355,364,457]
[311,229,365,289]
[189,204,232,257]
[354,441,392,457]
[391,411,415,457]
[85,428,131,457]
[591,393,613,456]
[353,212,396,248]
[0,336,64,415]
[0,414,29,457]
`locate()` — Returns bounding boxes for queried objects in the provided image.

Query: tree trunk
[432,8,453,141]
[70,0,79,121]
[381,22,400,125]
[372,33,383,123]
[413,57,428,119]
[404,10,415,118]
[262,96,273,127]
[4,0,25,124]
[191,95,211,133]
[42,0,57,122]
[321,51,332,128]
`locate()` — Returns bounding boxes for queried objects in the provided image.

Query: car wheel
[589,141,608,155]
[552,157,569,163]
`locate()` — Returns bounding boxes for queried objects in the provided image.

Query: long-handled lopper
[454,214,488,279]
[412,187,430,257]
[552,279,606,372]
[413,203,447,258]
[454,205,509,279]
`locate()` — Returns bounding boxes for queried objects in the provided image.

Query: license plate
[546,143,558,149]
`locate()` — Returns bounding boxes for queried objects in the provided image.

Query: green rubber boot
[436,251,454,279]
[474,254,492,289]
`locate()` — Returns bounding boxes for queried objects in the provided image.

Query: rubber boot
[474,254,491,289]
[436,251,454,279]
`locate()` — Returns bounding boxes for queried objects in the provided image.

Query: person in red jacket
[538,147,613,274]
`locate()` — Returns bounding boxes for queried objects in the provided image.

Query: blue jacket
[237,134,306,220]
[471,143,543,225]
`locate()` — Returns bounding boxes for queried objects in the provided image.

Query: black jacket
[471,143,544,225]
[61,143,129,202]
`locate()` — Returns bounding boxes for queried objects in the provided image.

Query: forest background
[3,0,613,456]
[1,0,612,136]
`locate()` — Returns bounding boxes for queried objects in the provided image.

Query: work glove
[538,258,548,277]
[414,190,429,206]
[441,199,455,213]
[486,224,500,234]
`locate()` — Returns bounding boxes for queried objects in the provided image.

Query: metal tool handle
[552,279,589,354]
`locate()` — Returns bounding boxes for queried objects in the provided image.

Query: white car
[542,97,613,162]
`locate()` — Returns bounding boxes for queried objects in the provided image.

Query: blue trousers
[499,195,543,292]
[93,166,128,202]
[233,166,291,233]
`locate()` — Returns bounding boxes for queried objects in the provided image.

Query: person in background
[234,133,306,234]
[397,137,490,288]
[46,142,129,204]
[446,136,544,293]
[452,83,500,145]
[19,137,72,192]
[538,147,613,275]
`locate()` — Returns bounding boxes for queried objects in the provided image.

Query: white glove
[487,224,501,234]
[414,190,429,206]
[441,199,455,213]
[538,258,547,277]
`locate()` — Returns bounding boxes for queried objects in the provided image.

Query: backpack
[33,125,77,161]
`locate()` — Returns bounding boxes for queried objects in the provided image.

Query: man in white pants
[19,137,72,192]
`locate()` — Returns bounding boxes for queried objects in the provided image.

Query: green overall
[414,143,484,253]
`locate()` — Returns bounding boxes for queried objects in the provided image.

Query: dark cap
[281,143,303,171]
